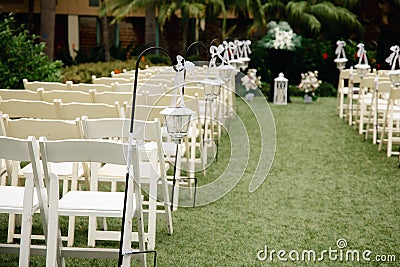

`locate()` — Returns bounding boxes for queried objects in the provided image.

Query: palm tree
[261,0,363,38]
[40,0,56,60]
[224,0,267,37]
[101,0,158,47]
[100,0,111,61]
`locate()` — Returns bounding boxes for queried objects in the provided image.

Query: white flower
[298,70,321,93]
[241,69,262,91]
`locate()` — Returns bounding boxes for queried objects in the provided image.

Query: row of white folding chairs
[0,113,172,251]
[0,97,124,120]
[0,88,135,105]
[0,135,148,266]
[23,78,166,94]
[337,70,400,158]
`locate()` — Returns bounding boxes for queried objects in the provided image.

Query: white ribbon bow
[242,40,252,58]
[356,43,368,65]
[228,41,238,60]
[385,45,400,70]
[173,55,195,106]
[335,40,346,59]
[210,44,227,65]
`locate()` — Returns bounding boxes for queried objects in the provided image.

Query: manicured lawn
[0,97,398,266]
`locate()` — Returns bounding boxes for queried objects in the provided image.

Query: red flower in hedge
[114,69,121,74]
[322,52,329,60]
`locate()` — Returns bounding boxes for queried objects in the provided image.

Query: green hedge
[0,14,62,89]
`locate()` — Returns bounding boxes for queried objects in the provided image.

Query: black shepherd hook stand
[172,41,211,210]
[118,46,177,267]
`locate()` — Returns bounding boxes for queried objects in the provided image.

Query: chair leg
[7,214,16,243]
[19,176,35,267]
[67,216,75,247]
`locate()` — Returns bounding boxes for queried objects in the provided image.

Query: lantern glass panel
[388,70,400,87]
[355,63,370,78]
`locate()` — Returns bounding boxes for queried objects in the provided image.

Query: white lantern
[386,45,400,88]
[334,40,348,70]
[355,43,370,78]
[161,106,195,144]
[273,73,288,105]
[200,77,224,101]
[218,64,237,82]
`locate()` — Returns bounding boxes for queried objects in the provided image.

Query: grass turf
[0,96,398,266]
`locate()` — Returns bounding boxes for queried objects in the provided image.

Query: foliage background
[0,14,62,89]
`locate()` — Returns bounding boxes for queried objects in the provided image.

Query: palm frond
[286,1,308,20]
[158,2,178,30]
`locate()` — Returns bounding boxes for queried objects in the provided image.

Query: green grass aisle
[0,97,398,266]
[153,96,399,266]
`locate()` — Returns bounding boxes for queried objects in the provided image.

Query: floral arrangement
[240,69,262,101]
[259,21,301,51]
[241,69,262,91]
[298,71,322,100]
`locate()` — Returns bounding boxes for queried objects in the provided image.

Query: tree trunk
[99,0,110,62]
[101,15,110,62]
[40,0,56,60]
[28,0,34,32]
[145,3,157,46]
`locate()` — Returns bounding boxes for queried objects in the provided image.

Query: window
[89,0,99,7]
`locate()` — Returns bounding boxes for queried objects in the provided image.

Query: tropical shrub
[0,13,62,88]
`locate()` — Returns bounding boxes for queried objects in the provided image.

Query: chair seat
[97,161,167,181]
[59,191,135,217]
[21,162,84,177]
[340,86,359,94]
[0,186,38,211]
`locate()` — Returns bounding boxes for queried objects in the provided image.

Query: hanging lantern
[334,40,348,70]
[218,64,237,82]
[354,43,370,78]
[161,105,195,144]
[200,78,224,101]
[386,45,400,87]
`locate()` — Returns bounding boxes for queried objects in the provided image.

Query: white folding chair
[80,116,173,249]
[378,87,400,157]
[0,114,86,247]
[39,137,148,267]
[0,136,48,267]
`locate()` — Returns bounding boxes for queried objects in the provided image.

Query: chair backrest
[23,79,72,91]
[80,117,166,178]
[119,82,167,94]
[145,93,196,107]
[37,88,94,103]
[1,113,81,140]
[378,81,392,100]
[92,91,133,105]
[359,75,377,94]
[338,68,361,88]
[139,78,174,88]
[0,97,58,119]
[127,105,167,123]
[0,89,42,101]
[54,100,124,120]
[69,83,113,93]
[111,82,134,92]
[39,137,141,195]
[92,75,133,85]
